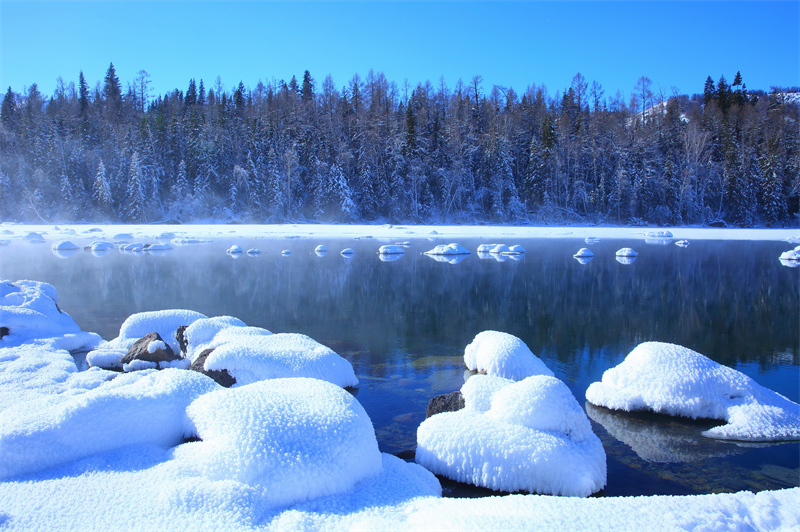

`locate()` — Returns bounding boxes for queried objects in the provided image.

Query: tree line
[1,65,797,226]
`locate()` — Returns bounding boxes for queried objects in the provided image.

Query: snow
[145,242,173,251]
[203,333,359,388]
[646,230,674,238]
[378,244,405,255]
[616,255,636,265]
[424,243,470,255]
[585,342,800,441]
[340,248,354,255]
[0,367,219,480]
[464,331,554,381]
[0,279,102,351]
[184,315,248,361]
[616,247,637,257]
[50,240,79,250]
[87,309,207,368]
[179,378,382,508]
[416,374,606,497]
[315,244,327,253]
[779,249,800,261]
[574,247,594,257]
[281,249,291,256]
[676,239,690,247]
[226,245,243,254]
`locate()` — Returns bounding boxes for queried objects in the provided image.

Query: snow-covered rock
[246,248,261,255]
[87,309,207,369]
[183,316,248,361]
[315,245,327,253]
[779,249,800,261]
[477,243,501,253]
[675,239,690,247]
[645,230,673,239]
[281,249,291,256]
[50,240,79,251]
[573,248,594,258]
[0,279,102,351]
[585,342,800,441]
[615,248,637,257]
[416,374,606,497]
[585,237,601,244]
[0,367,219,480]
[464,331,553,381]
[340,248,354,256]
[505,244,526,254]
[144,243,173,251]
[424,243,470,255]
[226,245,243,254]
[178,377,382,508]
[378,245,405,255]
[201,333,358,388]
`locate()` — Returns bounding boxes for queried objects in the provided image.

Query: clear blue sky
[1,1,798,102]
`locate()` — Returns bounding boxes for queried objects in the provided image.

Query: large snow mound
[464,330,554,380]
[416,374,606,497]
[585,342,800,441]
[179,377,382,508]
[0,279,102,351]
[0,367,219,479]
[183,315,248,361]
[203,332,359,388]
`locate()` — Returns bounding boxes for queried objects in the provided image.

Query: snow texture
[0,367,219,479]
[585,342,800,441]
[416,374,606,497]
[179,378,382,508]
[464,331,554,381]
[0,279,102,351]
[315,244,327,253]
[226,245,243,254]
[573,247,594,257]
[203,332,358,388]
[779,249,800,260]
[423,243,470,255]
[50,240,79,250]
[184,315,248,361]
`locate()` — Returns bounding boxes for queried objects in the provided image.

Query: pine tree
[301,70,314,103]
[103,63,122,122]
[1,87,16,128]
[703,76,717,106]
[93,160,113,213]
[126,151,145,221]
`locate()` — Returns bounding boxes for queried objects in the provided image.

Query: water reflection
[615,256,636,265]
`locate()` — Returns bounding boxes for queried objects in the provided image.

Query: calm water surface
[2,234,798,497]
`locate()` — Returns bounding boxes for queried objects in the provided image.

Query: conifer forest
[1,65,798,226]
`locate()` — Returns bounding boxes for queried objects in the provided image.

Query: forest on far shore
[1,66,798,227]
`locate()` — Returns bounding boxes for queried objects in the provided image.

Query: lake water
[3,235,798,497]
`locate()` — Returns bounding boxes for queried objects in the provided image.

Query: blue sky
[1,1,798,102]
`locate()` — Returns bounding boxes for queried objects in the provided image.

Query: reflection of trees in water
[7,239,798,374]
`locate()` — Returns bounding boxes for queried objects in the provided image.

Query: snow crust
[378,244,405,254]
[416,374,606,497]
[50,240,79,250]
[586,342,800,441]
[574,247,594,257]
[184,315,248,361]
[0,279,102,351]
[464,330,554,380]
[616,247,637,257]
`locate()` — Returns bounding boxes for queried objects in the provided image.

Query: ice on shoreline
[586,342,800,441]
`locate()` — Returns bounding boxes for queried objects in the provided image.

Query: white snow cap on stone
[378,245,405,255]
[424,243,470,255]
[616,248,637,257]
[179,377,382,508]
[477,243,501,252]
[779,249,800,261]
[464,331,554,381]
[0,279,102,351]
[203,332,358,388]
[50,240,79,251]
[184,315,248,361]
[226,245,243,254]
[573,248,594,257]
[315,244,327,253]
[416,374,606,497]
[586,342,800,441]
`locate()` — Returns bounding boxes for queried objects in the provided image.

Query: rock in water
[426,391,465,418]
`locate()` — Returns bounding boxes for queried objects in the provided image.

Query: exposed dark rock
[120,332,181,366]
[426,390,465,419]
[176,325,189,356]
[189,348,236,387]
[0,327,8,339]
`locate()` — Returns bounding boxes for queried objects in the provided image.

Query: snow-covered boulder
[416,374,606,497]
[315,245,328,253]
[573,248,594,258]
[506,244,526,254]
[464,331,553,381]
[645,230,673,239]
[616,248,637,257]
[246,248,261,255]
[50,240,79,251]
[477,243,501,253]
[200,333,358,389]
[675,240,690,247]
[424,243,470,255]
[144,243,172,251]
[0,279,102,351]
[23,232,46,243]
[121,243,145,252]
[378,245,405,255]
[183,316,248,361]
[226,245,243,254]
[120,332,185,372]
[177,377,382,508]
[0,368,219,480]
[87,309,207,369]
[91,241,114,252]
[779,249,800,261]
[340,248,354,256]
[281,249,291,256]
[585,237,601,244]
[586,342,800,441]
